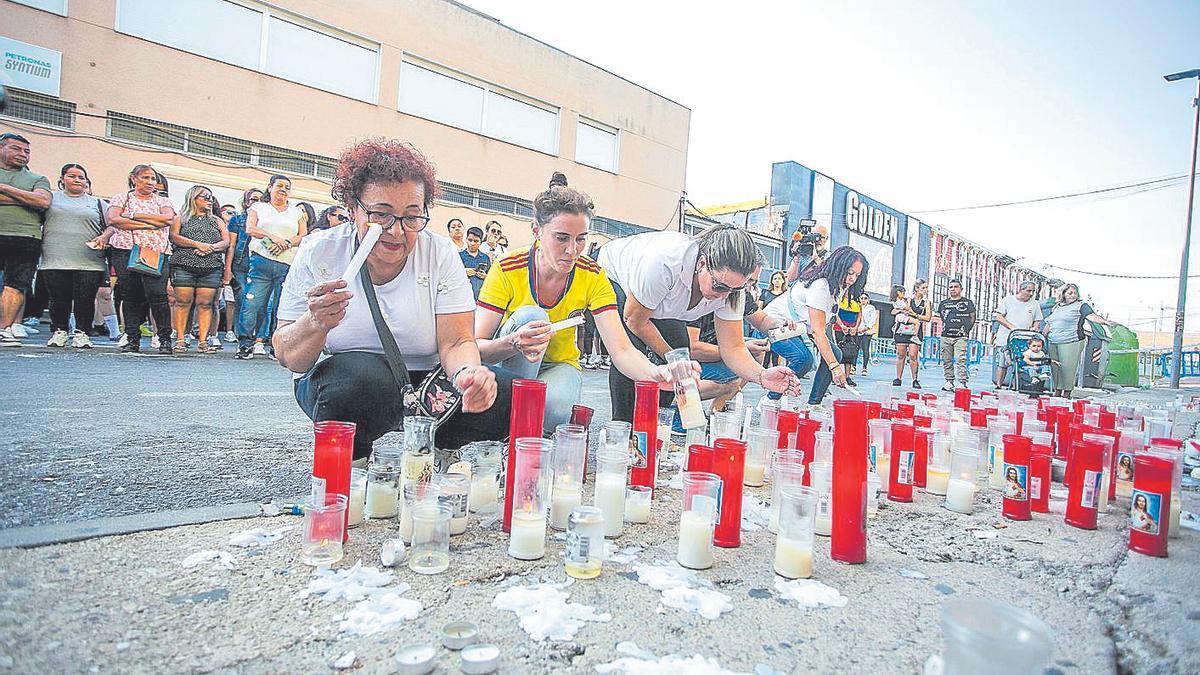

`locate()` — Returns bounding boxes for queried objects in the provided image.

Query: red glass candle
[1029,445,1052,513]
[831,400,869,563]
[969,408,988,428]
[570,404,594,484]
[880,407,896,420]
[794,418,820,486]
[913,428,932,488]
[629,381,660,494]
[895,402,915,419]
[712,438,746,548]
[1054,410,1075,460]
[1149,437,1183,450]
[776,409,800,449]
[1097,409,1116,430]
[866,401,882,419]
[1072,399,1088,414]
[313,421,356,539]
[687,444,715,474]
[954,388,971,411]
[504,379,547,532]
[1001,434,1032,521]
[1064,438,1104,530]
[1090,428,1121,502]
[1129,453,1173,557]
[888,421,915,503]
[913,415,932,429]
[1014,411,1024,435]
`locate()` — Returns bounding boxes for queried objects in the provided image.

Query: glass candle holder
[867,418,890,475]
[1114,422,1142,500]
[774,486,817,579]
[809,460,833,536]
[630,380,660,494]
[888,421,915,503]
[1065,438,1104,530]
[301,493,347,566]
[1129,452,1173,557]
[1001,434,1032,521]
[758,398,781,432]
[568,405,594,484]
[712,438,746,548]
[594,450,629,538]
[399,481,441,543]
[348,467,367,528]
[769,459,806,533]
[831,400,869,564]
[744,427,774,487]
[941,598,1054,675]
[1147,439,1183,538]
[913,428,932,488]
[1081,433,1115,512]
[549,424,587,531]
[926,432,951,495]
[1029,445,1052,513]
[625,485,652,524]
[866,473,882,517]
[408,503,452,575]
[1054,410,1075,460]
[402,416,436,484]
[945,449,978,514]
[469,444,503,515]
[312,421,355,540]
[794,418,820,486]
[437,473,470,535]
[564,506,605,579]
[710,410,741,443]
[687,444,714,474]
[678,472,721,570]
[365,449,402,520]
[775,409,801,450]
[665,347,707,430]
[504,379,547,533]
[509,437,553,560]
[987,420,1016,491]
[684,426,709,461]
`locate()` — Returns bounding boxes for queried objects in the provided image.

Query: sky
[462,0,1200,339]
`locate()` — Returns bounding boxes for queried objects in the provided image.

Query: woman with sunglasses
[169,185,230,353]
[273,138,498,460]
[313,205,351,232]
[235,174,307,359]
[600,223,802,422]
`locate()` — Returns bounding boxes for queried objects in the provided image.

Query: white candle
[594,473,627,537]
[447,496,469,536]
[743,462,767,487]
[1169,495,1181,538]
[398,502,413,542]
[773,536,813,579]
[876,454,891,486]
[814,493,831,536]
[365,481,398,519]
[508,511,546,560]
[945,478,976,514]
[347,483,366,527]
[676,510,714,569]
[677,383,707,429]
[988,447,1005,490]
[469,476,498,513]
[549,484,582,531]
[926,467,950,495]
[1097,472,1111,512]
[339,223,382,283]
[625,495,651,524]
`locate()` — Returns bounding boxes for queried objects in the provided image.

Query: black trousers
[607,283,689,423]
[295,351,514,461]
[111,249,170,343]
[40,269,105,332]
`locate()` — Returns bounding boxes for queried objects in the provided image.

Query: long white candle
[594,473,626,537]
[676,510,714,569]
[340,224,383,284]
[347,483,366,527]
[365,481,398,519]
[676,381,707,430]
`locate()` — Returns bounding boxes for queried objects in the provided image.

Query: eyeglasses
[198,193,214,202]
[330,213,349,223]
[356,201,430,232]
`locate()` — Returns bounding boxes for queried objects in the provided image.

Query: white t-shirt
[599,231,744,322]
[993,294,1043,344]
[277,225,476,375]
[249,202,305,264]
[764,277,840,330]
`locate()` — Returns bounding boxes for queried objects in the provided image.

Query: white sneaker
[252,342,267,356]
[10,324,30,338]
[223,330,237,343]
[117,333,129,348]
[941,382,955,392]
[0,328,21,347]
[150,335,161,349]
[71,331,93,349]
[46,330,69,347]
[16,321,39,335]
[207,335,222,349]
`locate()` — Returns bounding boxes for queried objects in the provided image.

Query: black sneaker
[120,342,140,353]
[912,380,922,389]
[158,342,174,355]
[846,377,858,387]
[892,378,902,386]
[235,347,253,360]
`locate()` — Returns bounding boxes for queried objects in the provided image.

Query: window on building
[398,57,559,156]
[0,88,75,130]
[575,118,619,173]
[10,0,67,15]
[115,0,378,103]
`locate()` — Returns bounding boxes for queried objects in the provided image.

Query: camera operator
[785,222,828,283]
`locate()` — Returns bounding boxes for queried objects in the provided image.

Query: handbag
[358,261,462,428]
[127,242,166,277]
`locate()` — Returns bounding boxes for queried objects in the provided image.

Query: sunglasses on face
[198,194,214,201]
[330,213,349,223]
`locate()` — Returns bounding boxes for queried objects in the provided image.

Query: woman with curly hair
[272,139,499,459]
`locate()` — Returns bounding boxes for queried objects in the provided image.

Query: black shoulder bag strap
[358,262,413,396]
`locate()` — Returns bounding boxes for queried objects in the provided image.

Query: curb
[0,501,280,549]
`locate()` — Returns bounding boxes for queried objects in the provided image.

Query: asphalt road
[0,328,996,530]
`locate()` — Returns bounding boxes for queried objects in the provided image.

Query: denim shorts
[700,361,739,384]
[171,265,223,289]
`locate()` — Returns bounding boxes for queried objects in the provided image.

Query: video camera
[789,219,825,258]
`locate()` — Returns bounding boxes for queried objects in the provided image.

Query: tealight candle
[440,621,479,650]
[460,643,501,674]
[394,644,437,675]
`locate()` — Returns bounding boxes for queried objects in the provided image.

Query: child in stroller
[1007,329,1054,395]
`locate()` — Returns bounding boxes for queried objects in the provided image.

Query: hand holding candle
[340,223,382,284]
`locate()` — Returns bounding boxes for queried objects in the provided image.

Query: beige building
[1,0,690,246]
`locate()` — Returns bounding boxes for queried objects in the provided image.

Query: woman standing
[763,247,869,406]
[40,163,107,349]
[222,188,264,344]
[857,293,878,377]
[474,183,685,432]
[446,217,466,251]
[600,224,801,421]
[106,164,176,354]
[235,174,307,359]
[1043,283,1109,396]
[169,185,230,353]
[758,271,787,368]
[893,279,932,389]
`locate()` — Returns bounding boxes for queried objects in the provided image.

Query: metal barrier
[1159,350,1200,378]
[869,337,985,369]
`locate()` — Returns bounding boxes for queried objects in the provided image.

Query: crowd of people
[1,129,1113,456]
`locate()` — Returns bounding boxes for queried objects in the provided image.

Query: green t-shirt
[0,166,52,240]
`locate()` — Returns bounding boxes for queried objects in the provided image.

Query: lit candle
[773,537,813,579]
[676,510,715,570]
[469,475,498,513]
[549,482,582,531]
[594,470,627,538]
[508,511,547,560]
[676,381,707,429]
[945,478,976,514]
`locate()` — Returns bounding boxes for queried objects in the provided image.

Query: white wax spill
[227,525,295,548]
[774,578,848,609]
[603,544,644,565]
[595,653,747,674]
[659,586,733,620]
[338,591,423,636]
[339,224,382,284]
[1181,511,1199,531]
[898,568,930,580]
[299,561,398,602]
[491,584,611,641]
[332,650,357,669]
[180,550,235,570]
[740,494,771,532]
[615,642,658,660]
[634,562,704,591]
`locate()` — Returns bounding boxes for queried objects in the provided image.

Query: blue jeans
[807,331,843,405]
[488,305,583,434]
[767,336,816,401]
[700,361,739,384]
[237,254,289,349]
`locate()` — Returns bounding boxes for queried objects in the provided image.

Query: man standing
[459,226,490,299]
[0,133,52,347]
[992,280,1042,386]
[936,278,977,391]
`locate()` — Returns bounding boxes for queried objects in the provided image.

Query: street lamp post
[1164,69,1200,389]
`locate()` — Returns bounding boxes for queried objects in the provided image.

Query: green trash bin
[1105,323,1139,387]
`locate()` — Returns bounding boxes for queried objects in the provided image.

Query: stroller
[1006,329,1052,395]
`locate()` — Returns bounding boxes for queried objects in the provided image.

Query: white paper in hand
[340,224,383,284]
